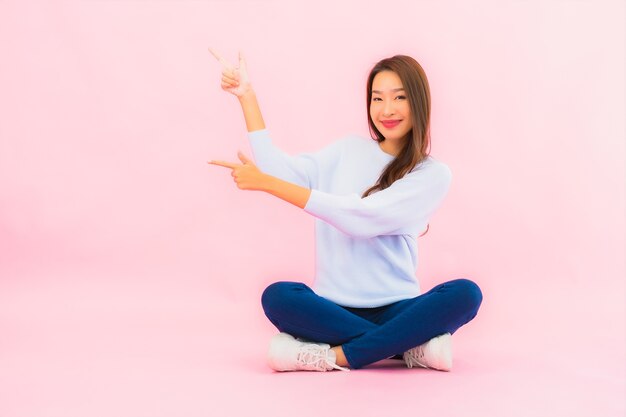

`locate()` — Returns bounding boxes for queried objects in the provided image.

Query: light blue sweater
[248,129,452,308]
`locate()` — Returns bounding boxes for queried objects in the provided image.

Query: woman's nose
[383,102,394,117]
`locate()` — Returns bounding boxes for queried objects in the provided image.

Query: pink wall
[2,0,623,291]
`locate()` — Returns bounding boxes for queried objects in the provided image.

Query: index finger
[208,160,239,169]
[208,47,234,70]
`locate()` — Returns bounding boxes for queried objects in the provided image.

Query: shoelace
[404,345,428,369]
[296,345,350,372]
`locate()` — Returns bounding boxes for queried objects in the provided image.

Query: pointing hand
[208,151,267,191]
[208,48,252,98]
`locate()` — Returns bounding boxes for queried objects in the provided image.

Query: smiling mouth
[381,120,401,128]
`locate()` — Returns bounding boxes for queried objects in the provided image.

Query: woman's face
[370,70,413,142]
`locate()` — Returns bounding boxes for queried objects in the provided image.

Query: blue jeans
[261,279,483,369]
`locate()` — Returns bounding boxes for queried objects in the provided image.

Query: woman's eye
[372,96,406,101]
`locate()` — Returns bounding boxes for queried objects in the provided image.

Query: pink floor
[1,265,624,417]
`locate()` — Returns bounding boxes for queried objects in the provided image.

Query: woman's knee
[450,278,483,312]
[261,281,307,313]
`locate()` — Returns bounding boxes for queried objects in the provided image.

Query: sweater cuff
[247,128,271,142]
[304,189,335,220]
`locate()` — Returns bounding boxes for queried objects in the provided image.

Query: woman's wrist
[262,175,311,209]
[237,89,257,102]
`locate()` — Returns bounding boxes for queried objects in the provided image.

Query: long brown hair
[362,55,432,236]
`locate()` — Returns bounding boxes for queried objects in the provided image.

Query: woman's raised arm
[208,48,345,189]
[208,48,265,132]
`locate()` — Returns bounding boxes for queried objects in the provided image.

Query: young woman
[208,49,483,372]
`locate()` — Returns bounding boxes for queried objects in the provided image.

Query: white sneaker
[403,333,453,371]
[267,333,350,372]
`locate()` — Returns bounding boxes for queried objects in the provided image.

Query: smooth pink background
[1,1,624,416]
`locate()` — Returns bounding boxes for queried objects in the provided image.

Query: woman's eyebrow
[371,88,405,94]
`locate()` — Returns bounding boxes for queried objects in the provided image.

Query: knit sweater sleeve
[303,161,452,239]
[248,129,342,188]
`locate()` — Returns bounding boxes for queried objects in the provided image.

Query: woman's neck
[379,137,406,157]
